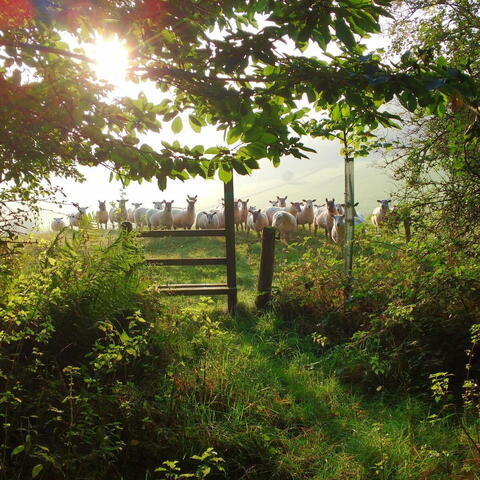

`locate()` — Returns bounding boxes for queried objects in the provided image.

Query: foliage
[273,229,480,392]
[0,231,479,478]
[0,0,478,200]
[385,0,480,249]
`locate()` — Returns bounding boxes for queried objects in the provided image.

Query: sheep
[150,200,174,230]
[146,201,164,230]
[287,202,302,217]
[371,199,391,228]
[196,211,219,229]
[238,198,249,230]
[214,202,225,228]
[234,199,242,230]
[95,200,109,229]
[314,198,338,241]
[172,195,197,229]
[276,195,288,207]
[263,206,282,225]
[331,214,345,245]
[68,206,89,228]
[297,199,317,230]
[127,202,142,223]
[109,199,128,229]
[51,217,65,232]
[246,207,269,238]
[272,210,297,242]
[133,205,149,228]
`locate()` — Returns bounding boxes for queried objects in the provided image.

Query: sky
[37,27,397,230]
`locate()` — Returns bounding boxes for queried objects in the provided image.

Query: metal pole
[223,178,237,313]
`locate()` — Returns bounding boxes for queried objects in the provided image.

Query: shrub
[273,231,480,392]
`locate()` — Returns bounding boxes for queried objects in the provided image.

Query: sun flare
[91,35,129,86]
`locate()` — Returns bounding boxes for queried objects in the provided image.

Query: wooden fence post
[255,227,276,309]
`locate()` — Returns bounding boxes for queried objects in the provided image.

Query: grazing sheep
[146,201,164,230]
[246,207,269,238]
[196,211,219,229]
[128,202,142,223]
[331,214,345,245]
[263,206,283,225]
[238,198,249,230]
[314,198,338,240]
[96,200,109,229]
[51,217,65,232]
[272,210,297,242]
[133,205,148,228]
[109,199,128,229]
[297,199,317,231]
[213,202,225,228]
[173,195,197,229]
[287,202,302,217]
[69,206,89,228]
[371,199,391,227]
[150,200,174,230]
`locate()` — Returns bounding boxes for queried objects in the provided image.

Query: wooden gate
[139,179,237,313]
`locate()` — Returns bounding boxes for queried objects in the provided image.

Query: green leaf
[260,132,277,145]
[205,147,221,154]
[11,445,25,456]
[171,117,183,134]
[218,165,232,183]
[334,18,356,49]
[189,115,202,133]
[32,464,43,478]
[226,126,242,144]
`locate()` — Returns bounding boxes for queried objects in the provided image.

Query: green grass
[11,226,476,479]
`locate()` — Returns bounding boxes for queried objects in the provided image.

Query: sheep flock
[54,196,397,244]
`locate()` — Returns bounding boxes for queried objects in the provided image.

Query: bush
[273,231,480,392]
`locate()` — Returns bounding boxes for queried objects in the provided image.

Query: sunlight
[91,34,129,86]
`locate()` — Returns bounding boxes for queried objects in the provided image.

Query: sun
[91,34,129,86]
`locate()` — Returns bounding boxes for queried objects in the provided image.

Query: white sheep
[95,200,109,229]
[238,198,249,230]
[272,210,297,242]
[331,214,345,245]
[246,207,269,238]
[371,199,391,227]
[133,206,149,228]
[297,199,317,230]
[287,202,302,217]
[150,200,174,230]
[51,217,65,232]
[276,195,288,207]
[127,202,142,223]
[109,199,128,229]
[172,195,197,229]
[314,198,338,240]
[68,206,89,228]
[214,202,225,228]
[146,201,164,229]
[196,211,219,229]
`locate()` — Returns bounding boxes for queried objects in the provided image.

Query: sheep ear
[202,211,208,215]
[377,200,382,203]
[354,202,359,207]
[312,199,316,202]
[387,199,392,203]
[302,199,307,202]
[246,199,249,202]
[325,198,328,203]
[212,211,217,216]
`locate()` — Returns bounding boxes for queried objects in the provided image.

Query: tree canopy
[0,0,478,194]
